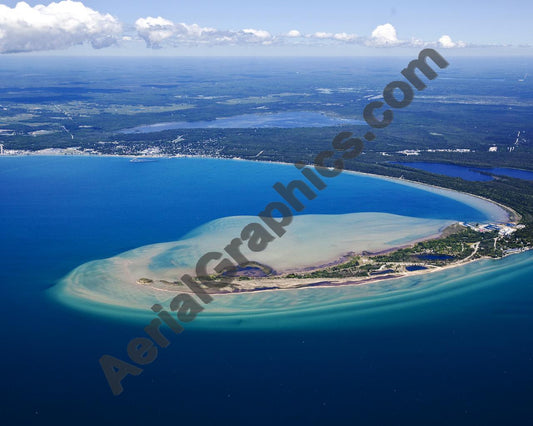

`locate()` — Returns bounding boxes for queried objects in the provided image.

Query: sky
[0,0,532,56]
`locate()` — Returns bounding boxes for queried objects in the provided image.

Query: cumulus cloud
[367,23,401,47]
[0,1,122,53]
[365,23,467,48]
[438,34,466,48]
[286,30,301,38]
[242,28,271,40]
[305,31,358,43]
[0,3,473,54]
[311,32,334,39]
[133,19,471,50]
[135,16,273,47]
[408,37,425,47]
[333,32,358,42]
[135,16,177,48]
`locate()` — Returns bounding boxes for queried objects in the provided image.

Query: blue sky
[80,0,533,45]
[0,0,532,55]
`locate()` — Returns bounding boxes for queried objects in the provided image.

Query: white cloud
[438,34,466,48]
[409,37,425,47]
[368,23,401,47]
[133,19,473,50]
[305,31,358,43]
[135,17,273,47]
[179,23,217,38]
[0,3,477,54]
[242,28,271,40]
[135,16,175,48]
[333,32,358,42]
[0,1,121,53]
[311,32,334,39]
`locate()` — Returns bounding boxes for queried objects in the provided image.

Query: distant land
[2,57,533,288]
[3,56,533,425]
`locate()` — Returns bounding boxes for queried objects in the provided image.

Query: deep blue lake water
[1,156,532,425]
[394,162,533,181]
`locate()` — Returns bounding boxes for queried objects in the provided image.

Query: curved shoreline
[351,170,520,223]
[16,154,522,311]
[2,152,519,222]
[55,243,533,316]
[135,224,529,298]
[199,249,532,298]
[133,235,533,300]
[57,213,459,305]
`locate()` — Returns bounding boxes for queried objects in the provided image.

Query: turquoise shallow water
[1,156,532,424]
[191,250,533,328]
[54,212,458,313]
[44,156,508,316]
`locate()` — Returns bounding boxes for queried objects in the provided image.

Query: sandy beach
[45,155,521,312]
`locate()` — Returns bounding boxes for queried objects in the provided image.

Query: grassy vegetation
[282,226,529,280]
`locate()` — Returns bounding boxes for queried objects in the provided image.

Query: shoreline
[161,246,533,298]
[6,152,527,303]
[0,151,519,222]
[138,220,529,298]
